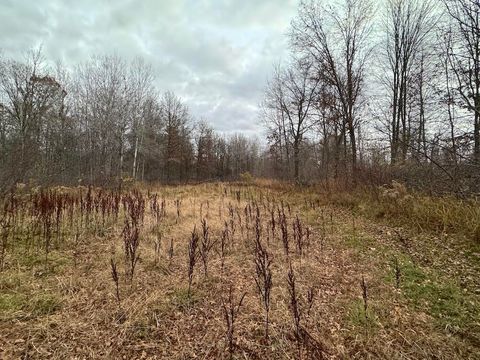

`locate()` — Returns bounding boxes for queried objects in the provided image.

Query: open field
[0,182,479,359]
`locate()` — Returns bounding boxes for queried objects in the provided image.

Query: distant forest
[1,0,479,194]
[0,54,260,188]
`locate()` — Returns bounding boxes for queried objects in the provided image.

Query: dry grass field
[0,181,479,359]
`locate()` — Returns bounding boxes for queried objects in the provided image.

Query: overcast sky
[0,0,299,136]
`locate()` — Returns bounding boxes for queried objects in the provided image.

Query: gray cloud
[0,0,297,135]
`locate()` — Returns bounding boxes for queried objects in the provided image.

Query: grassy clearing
[0,181,478,359]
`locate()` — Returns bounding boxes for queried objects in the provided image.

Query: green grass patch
[396,260,479,332]
[169,287,201,311]
[26,294,62,316]
[0,271,28,291]
[0,292,61,319]
[347,299,380,332]
[343,232,375,253]
[0,293,27,315]
[15,250,70,274]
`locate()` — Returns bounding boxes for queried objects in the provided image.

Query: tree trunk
[293,140,300,183]
[348,117,357,178]
[475,96,480,163]
[132,135,139,179]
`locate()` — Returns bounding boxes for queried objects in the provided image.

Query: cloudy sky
[0,0,299,136]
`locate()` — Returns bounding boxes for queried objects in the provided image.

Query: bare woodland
[1,0,479,193]
[0,54,258,188]
[264,0,480,191]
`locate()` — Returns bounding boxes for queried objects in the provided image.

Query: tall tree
[382,0,435,164]
[291,0,373,176]
[444,0,480,163]
[195,121,215,180]
[160,91,192,182]
[263,58,320,182]
[0,49,66,184]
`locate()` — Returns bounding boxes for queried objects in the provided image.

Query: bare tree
[263,58,320,182]
[0,48,66,184]
[129,58,155,180]
[73,55,129,183]
[291,0,373,177]
[160,91,193,182]
[195,121,216,180]
[439,27,458,166]
[382,0,435,164]
[0,47,267,189]
[444,0,480,163]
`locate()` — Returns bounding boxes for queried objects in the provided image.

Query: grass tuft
[347,299,379,331]
[27,294,62,316]
[170,288,201,311]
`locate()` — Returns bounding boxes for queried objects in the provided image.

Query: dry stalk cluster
[222,284,247,359]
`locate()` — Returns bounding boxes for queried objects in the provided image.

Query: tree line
[0,52,259,189]
[261,0,480,193]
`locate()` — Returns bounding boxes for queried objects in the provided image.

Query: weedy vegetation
[0,180,478,359]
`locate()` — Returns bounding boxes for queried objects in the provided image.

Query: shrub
[239,172,254,184]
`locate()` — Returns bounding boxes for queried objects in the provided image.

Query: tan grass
[0,182,478,359]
